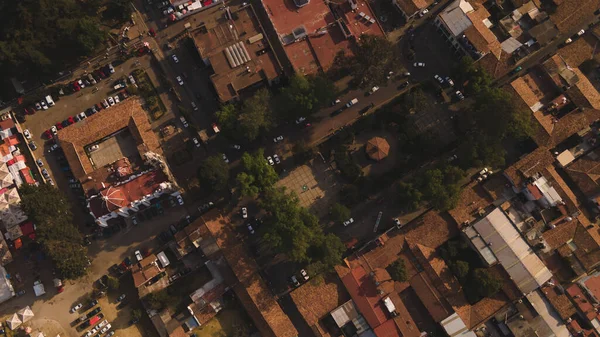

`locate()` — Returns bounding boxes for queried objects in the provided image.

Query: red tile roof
[340,265,389,328]
[373,319,402,337]
[567,283,600,321]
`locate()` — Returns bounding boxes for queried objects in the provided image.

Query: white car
[419,8,429,17]
[40,101,48,110]
[108,96,115,106]
[23,129,31,139]
[267,156,274,165]
[98,320,108,329]
[369,86,379,94]
[114,95,120,104]
[273,154,280,164]
[191,102,198,111]
[192,138,200,147]
[89,144,99,152]
[128,75,136,84]
[222,153,229,163]
[47,178,54,186]
[232,144,241,150]
[445,77,454,86]
[434,74,444,84]
[108,63,115,73]
[300,269,309,281]
[172,54,179,63]
[343,218,354,226]
[135,250,143,261]
[241,207,248,219]
[577,29,585,36]
[455,91,465,100]
[176,76,184,85]
[273,135,284,143]
[413,62,425,67]
[51,125,58,135]
[78,79,85,88]
[295,117,306,124]
[394,218,401,226]
[180,116,189,128]
[78,112,87,120]
[100,324,112,334]
[70,303,83,313]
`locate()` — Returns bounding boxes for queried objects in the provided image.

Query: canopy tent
[17,306,34,322]
[0,188,27,229]
[33,281,45,297]
[6,313,21,330]
[365,137,390,161]
[0,163,13,188]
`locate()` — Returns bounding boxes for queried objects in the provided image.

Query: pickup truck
[345,98,358,108]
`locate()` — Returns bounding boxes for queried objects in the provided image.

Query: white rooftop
[471,208,552,294]
[441,313,477,337]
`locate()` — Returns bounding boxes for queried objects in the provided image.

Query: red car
[95,103,103,111]
[73,81,80,91]
[67,116,75,124]
[55,122,63,130]
[149,28,156,37]
[44,130,53,139]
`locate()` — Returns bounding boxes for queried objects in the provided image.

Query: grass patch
[132,69,166,120]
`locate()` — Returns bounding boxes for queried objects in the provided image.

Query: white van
[157,251,170,268]
[45,95,55,107]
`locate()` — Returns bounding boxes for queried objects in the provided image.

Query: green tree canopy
[278,74,336,120]
[216,103,238,131]
[340,184,360,206]
[452,260,470,281]
[351,34,399,88]
[396,181,422,212]
[471,268,502,298]
[106,275,120,290]
[239,89,273,141]
[19,184,87,279]
[197,154,230,192]
[103,0,134,23]
[387,259,408,282]
[419,166,465,211]
[329,203,351,223]
[236,149,279,197]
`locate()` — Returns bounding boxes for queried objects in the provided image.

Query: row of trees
[0,0,132,80]
[18,184,88,279]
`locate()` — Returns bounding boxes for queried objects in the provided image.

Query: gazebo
[365,137,390,161]
[18,306,34,323]
[6,313,21,330]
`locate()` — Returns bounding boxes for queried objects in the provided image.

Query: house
[132,254,164,288]
[434,0,502,60]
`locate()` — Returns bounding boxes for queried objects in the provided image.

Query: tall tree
[238,89,273,142]
[236,149,279,197]
[329,203,351,223]
[387,259,408,282]
[197,154,230,192]
[396,181,422,212]
[471,268,502,298]
[351,34,399,88]
[278,74,336,120]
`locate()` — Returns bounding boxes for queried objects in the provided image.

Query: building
[434,0,501,61]
[132,254,165,288]
[465,208,552,294]
[56,98,177,226]
[259,0,384,74]
[548,0,600,34]
[190,5,282,102]
[0,266,14,305]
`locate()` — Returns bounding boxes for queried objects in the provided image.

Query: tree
[451,260,470,281]
[278,74,336,120]
[472,268,502,298]
[307,233,346,275]
[238,89,273,141]
[351,34,399,88]
[330,203,351,223]
[387,259,408,282]
[106,275,120,290]
[144,290,171,310]
[419,166,464,211]
[19,184,87,279]
[396,181,422,211]
[197,155,230,192]
[403,88,431,114]
[103,0,133,23]
[131,309,142,321]
[216,104,238,131]
[236,149,279,197]
[340,184,360,206]
[292,141,315,164]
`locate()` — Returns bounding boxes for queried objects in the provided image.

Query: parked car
[267,156,274,165]
[180,116,189,128]
[345,98,358,108]
[222,154,229,163]
[116,294,126,302]
[455,90,465,100]
[192,138,201,148]
[70,303,83,313]
[36,159,43,167]
[331,98,341,106]
[107,96,115,106]
[300,269,309,281]
[241,207,248,219]
[191,101,198,111]
[135,250,143,261]
[172,54,179,63]
[273,154,280,164]
[445,77,454,86]
[434,74,444,84]
[114,95,120,104]
[176,76,184,85]
[247,223,255,235]
[369,86,379,95]
[29,141,37,151]
[413,62,425,67]
[273,135,284,143]
[343,218,354,226]
[290,275,300,287]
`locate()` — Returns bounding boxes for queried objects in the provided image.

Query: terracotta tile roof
[565,147,600,197]
[388,291,421,337]
[57,98,162,182]
[543,217,579,249]
[201,211,297,337]
[510,77,543,111]
[340,265,389,328]
[477,50,512,79]
[550,0,600,33]
[540,282,576,320]
[448,181,494,225]
[131,255,162,288]
[557,37,598,68]
[567,69,600,110]
[404,211,459,249]
[0,119,14,131]
[567,283,600,321]
[373,319,402,337]
[409,272,453,322]
[465,5,502,58]
[543,217,600,271]
[455,292,510,329]
[408,242,462,295]
[289,273,350,330]
[503,146,554,186]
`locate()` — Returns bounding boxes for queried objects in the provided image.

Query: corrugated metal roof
[472,208,552,294]
[439,0,474,36]
[441,313,477,337]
